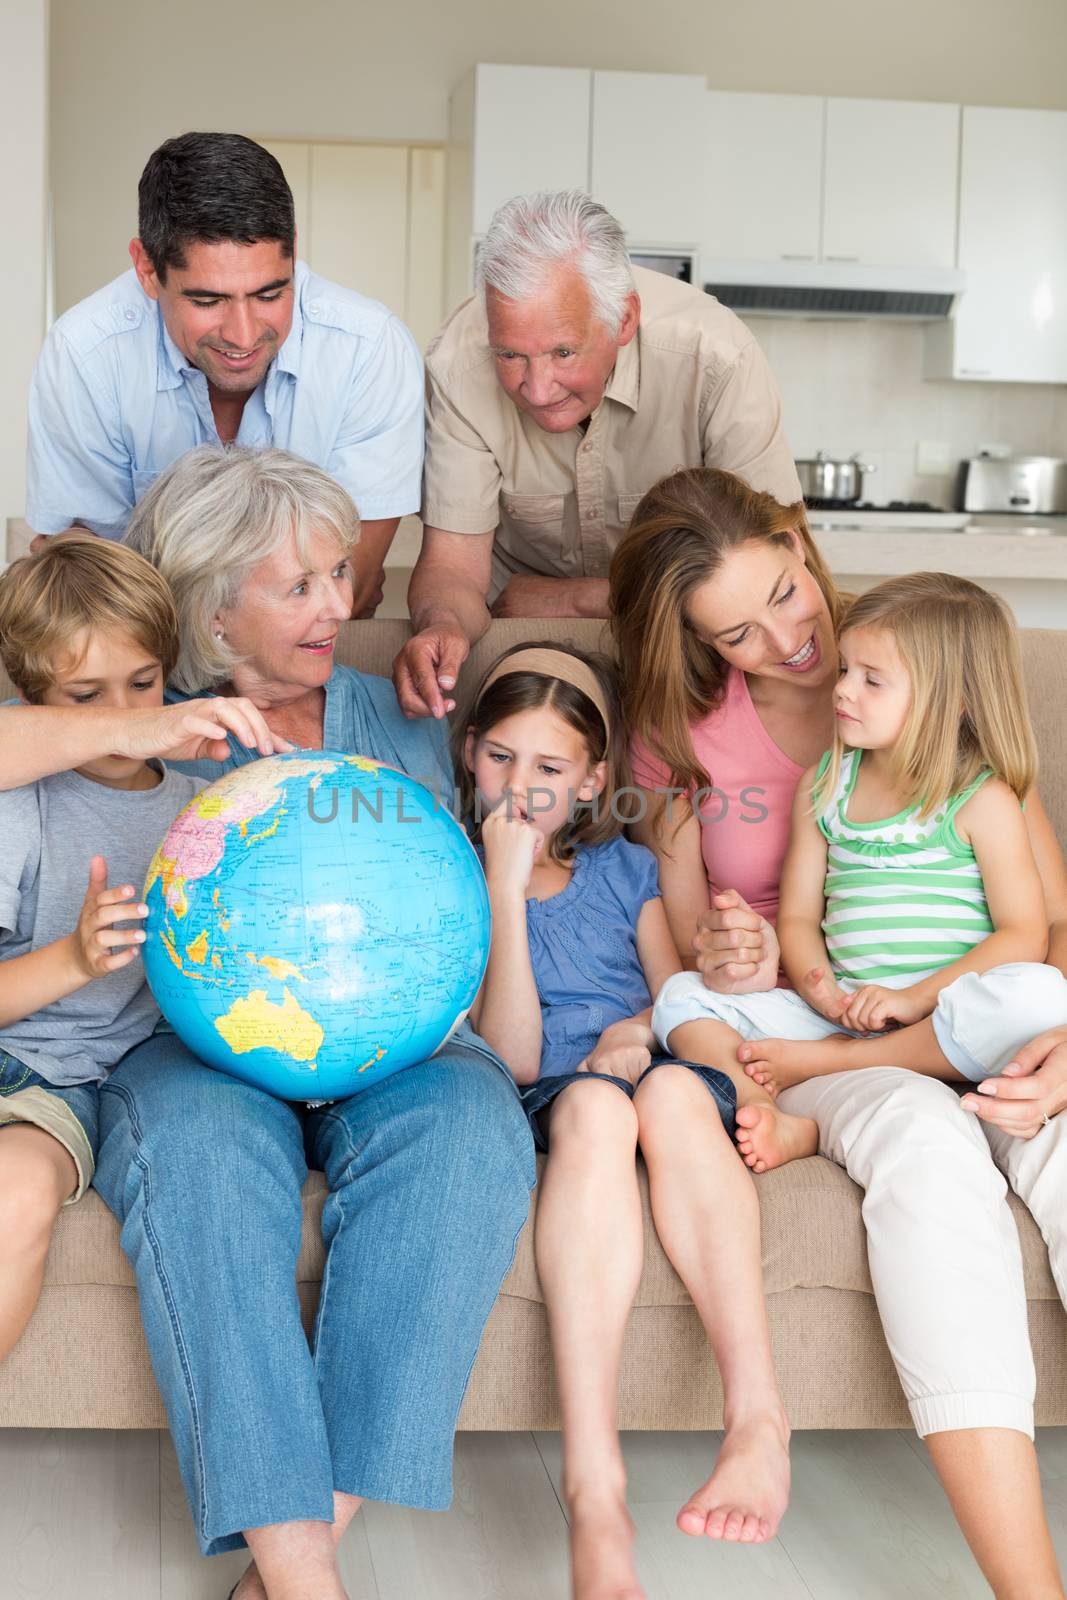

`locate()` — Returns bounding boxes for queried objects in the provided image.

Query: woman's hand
[578,1020,654,1085]
[693,890,780,994]
[114,698,294,765]
[960,1025,1067,1139]
[481,804,541,897]
[839,983,931,1035]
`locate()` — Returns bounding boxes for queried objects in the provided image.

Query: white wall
[3,0,48,530]
[50,0,1067,315]
[752,317,1067,506]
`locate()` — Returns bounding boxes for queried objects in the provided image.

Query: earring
[214,631,224,641]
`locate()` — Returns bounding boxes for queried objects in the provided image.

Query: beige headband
[475,648,612,747]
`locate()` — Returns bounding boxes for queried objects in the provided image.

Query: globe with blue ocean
[141,752,490,1100]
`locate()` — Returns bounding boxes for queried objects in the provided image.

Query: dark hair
[137,132,295,280]
[452,642,633,864]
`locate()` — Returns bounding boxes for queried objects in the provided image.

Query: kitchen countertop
[811,520,1067,581]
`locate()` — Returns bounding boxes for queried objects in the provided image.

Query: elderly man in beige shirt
[394,190,802,718]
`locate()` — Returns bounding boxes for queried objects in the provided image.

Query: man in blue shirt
[26,132,423,616]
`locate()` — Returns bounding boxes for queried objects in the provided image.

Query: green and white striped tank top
[815,748,994,992]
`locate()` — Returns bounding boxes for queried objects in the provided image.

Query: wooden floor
[3,1427,1066,1598]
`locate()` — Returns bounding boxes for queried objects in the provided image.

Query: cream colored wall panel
[591,71,706,245]
[406,145,446,351]
[309,142,409,316]
[257,139,312,259]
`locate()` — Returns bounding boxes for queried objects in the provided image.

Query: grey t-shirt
[0,762,204,1085]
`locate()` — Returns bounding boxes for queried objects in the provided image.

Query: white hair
[123,445,359,693]
[476,190,636,336]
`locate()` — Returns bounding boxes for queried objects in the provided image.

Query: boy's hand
[839,983,929,1035]
[481,803,541,895]
[114,698,294,764]
[798,965,849,1023]
[71,857,148,979]
[578,1020,654,1085]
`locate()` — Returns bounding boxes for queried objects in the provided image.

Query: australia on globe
[141,751,491,1100]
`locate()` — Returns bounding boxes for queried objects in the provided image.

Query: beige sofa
[1,618,1065,1432]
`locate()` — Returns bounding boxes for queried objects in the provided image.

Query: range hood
[702,259,966,321]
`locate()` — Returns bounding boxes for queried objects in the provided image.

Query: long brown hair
[610,467,844,797]
[452,641,632,863]
[814,572,1037,820]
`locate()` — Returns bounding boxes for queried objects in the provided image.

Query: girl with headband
[454,642,791,1600]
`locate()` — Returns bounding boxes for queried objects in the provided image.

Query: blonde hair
[814,572,1037,820]
[0,532,179,702]
[610,467,844,799]
[124,445,360,693]
[453,642,631,864]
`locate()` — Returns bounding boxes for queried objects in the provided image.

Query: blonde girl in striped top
[652,572,1062,1172]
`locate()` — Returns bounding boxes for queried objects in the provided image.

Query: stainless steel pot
[796,453,876,504]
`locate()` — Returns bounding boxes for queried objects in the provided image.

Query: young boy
[0,534,204,1362]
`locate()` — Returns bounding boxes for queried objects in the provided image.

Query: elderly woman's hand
[693,890,781,994]
[960,1025,1067,1139]
[114,697,294,765]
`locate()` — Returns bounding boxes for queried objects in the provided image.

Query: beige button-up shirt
[421,266,802,600]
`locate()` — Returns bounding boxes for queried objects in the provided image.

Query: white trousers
[653,963,1067,1437]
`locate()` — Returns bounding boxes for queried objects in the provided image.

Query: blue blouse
[522,836,661,1077]
[167,664,453,800]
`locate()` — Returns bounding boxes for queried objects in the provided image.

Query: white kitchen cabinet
[254,139,446,353]
[925,106,1067,383]
[822,99,959,268]
[467,65,592,236]
[590,70,707,244]
[703,91,823,263]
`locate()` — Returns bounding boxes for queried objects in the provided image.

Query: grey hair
[124,444,360,694]
[476,190,636,335]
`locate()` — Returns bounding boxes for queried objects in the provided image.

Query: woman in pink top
[613,466,1067,1600]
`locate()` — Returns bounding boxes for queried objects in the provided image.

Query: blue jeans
[94,1028,535,1556]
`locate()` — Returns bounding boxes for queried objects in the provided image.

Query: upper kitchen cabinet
[447,64,592,306]
[589,71,708,244]
[703,92,823,263]
[822,99,959,268]
[925,107,1067,383]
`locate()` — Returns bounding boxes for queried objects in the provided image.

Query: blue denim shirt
[27,261,424,536]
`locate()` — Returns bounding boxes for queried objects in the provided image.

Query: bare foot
[737,1033,851,1094]
[677,1412,791,1543]
[734,1104,819,1173]
[229,1564,266,1600]
[568,1490,646,1600]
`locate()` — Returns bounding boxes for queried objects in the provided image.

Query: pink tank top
[629,667,804,925]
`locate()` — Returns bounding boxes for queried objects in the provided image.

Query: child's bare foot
[568,1490,646,1600]
[734,1104,819,1173]
[737,1033,851,1094]
[677,1411,791,1543]
[229,1564,266,1600]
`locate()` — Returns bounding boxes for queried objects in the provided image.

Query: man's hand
[392,624,471,720]
[70,857,148,979]
[114,698,293,764]
[961,1025,1067,1139]
[693,891,780,994]
[490,575,610,620]
[578,1019,654,1085]
[351,566,386,619]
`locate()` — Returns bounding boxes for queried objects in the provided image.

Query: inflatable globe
[142,751,490,1100]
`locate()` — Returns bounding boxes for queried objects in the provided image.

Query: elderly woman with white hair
[0,445,535,1600]
[394,186,801,719]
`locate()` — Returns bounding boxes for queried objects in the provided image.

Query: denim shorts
[521,1052,737,1152]
[0,1050,100,1202]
